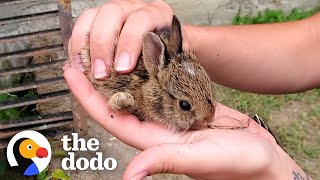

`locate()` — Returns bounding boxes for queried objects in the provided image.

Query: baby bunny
[80,15,215,132]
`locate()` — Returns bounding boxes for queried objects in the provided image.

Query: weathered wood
[0,77,65,94]
[0,44,64,62]
[0,59,64,76]
[0,29,62,54]
[0,121,73,140]
[58,0,88,136]
[0,111,72,129]
[0,90,69,110]
[0,0,84,142]
[57,0,73,55]
[0,12,60,38]
[0,0,58,20]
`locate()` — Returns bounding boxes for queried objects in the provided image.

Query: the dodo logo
[6,130,52,176]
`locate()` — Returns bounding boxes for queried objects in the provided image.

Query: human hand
[69,0,174,78]
[65,1,309,178]
[63,65,304,180]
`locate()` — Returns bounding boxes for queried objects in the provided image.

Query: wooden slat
[0,142,8,149]
[57,0,87,136]
[0,10,58,22]
[0,44,64,62]
[0,90,69,110]
[0,0,78,143]
[0,0,57,20]
[0,111,72,129]
[0,12,60,38]
[0,121,73,139]
[0,77,66,94]
[0,59,64,76]
[0,29,62,54]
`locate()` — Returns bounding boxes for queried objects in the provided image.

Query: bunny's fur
[81,16,215,132]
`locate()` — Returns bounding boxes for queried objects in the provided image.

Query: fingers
[70,8,99,57]
[63,67,179,150]
[89,1,144,78]
[123,143,196,180]
[114,0,173,73]
[71,0,174,79]
[123,131,277,180]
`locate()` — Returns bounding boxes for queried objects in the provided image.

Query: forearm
[274,146,313,180]
[184,13,320,94]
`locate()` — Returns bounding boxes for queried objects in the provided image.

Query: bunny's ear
[142,32,166,76]
[158,15,183,56]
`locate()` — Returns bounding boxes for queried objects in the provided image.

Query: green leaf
[3,108,20,120]
[51,169,71,180]
[7,94,18,101]
[0,94,9,102]
[22,90,36,99]
[37,166,49,180]
[0,108,20,121]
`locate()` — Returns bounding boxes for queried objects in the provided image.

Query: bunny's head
[142,16,215,132]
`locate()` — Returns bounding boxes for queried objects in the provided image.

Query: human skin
[63,65,312,180]
[69,1,320,94]
[183,14,320,94]
[66,0,317,179]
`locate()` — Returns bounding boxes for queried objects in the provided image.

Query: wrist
[245,144,310,180]
[264,145,313,180]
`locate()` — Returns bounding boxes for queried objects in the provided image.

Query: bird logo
[7,130,52,176]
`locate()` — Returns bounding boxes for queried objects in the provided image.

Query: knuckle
[90,37,116,55]
[90,39,113,53]
[73,8,98,35]
[101,2,126,17]
[129,9,152,24]
[91,24,118,43]
[132,8,151,18]
[152,0,173,14]
[90,38,107,47]
[79,8,97,18]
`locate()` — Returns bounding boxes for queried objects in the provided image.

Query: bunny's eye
[179,100,191,111]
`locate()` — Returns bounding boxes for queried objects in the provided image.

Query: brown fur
[80,15,215,132]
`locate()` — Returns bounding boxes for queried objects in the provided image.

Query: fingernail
[115,52,131,72]
[94,58,108,79]
[130,171,148,180]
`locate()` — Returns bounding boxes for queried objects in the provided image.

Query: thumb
[123,143,200,180]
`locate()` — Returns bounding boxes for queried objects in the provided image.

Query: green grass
[215,86,320,178]
[276,107,320,178]
[216,8,320,179]
[215,84,320,119]
[233,8,318,25]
